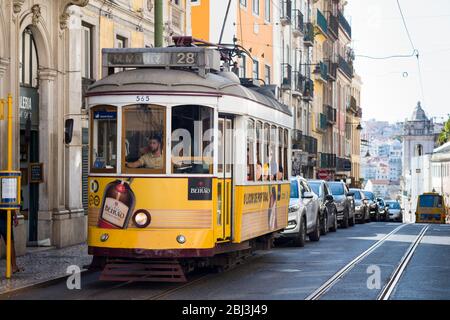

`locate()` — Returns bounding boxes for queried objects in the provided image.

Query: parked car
[327,181,355,228]
[349,188,370,223]
[363,191,379,221]
[385,200,403,222]
[376,198,389,221]
[308,180,339,234]
[280,177,321,246]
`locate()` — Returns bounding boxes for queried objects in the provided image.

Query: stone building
[0,0,189,254]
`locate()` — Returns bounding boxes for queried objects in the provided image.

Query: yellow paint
[0,98,4,120]
[190,0,210,42]
[131,30,144,48]
[416,193,448,224]
[99,16,114,76]
[131,0,144,12]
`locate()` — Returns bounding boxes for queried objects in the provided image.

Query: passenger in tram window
[268,186,277,230]
[270,149,278,181]
[256,161,263,181]
[126,135,163,169]
[263,163,270,181]
[277,165,284,181]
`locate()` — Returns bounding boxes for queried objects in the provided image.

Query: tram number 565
[176,52,196,65]
[136,95,150,102]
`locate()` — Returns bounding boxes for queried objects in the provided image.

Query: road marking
[377,225,429,300]
[305,224,407,300]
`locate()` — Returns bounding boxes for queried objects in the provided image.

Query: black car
[363,191,379,221]
[308,180,339,235]
[328,181,355,228]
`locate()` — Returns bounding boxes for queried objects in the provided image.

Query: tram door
[216,116,233,242]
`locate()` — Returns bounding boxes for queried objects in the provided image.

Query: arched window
[20,27,39,88]
[416,144,423,156]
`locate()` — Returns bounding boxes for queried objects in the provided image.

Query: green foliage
[438,118,450,146]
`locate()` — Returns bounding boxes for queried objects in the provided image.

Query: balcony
[317,113,328,132]
[338,55,353,80]
[328,13,339,39]
[281,63,292,90]
[292,71,304,96]
[316,9,328,35]
[325,105,336,124]
[319,153,337,169]
[338,10,352,39]
[292,129,303,150]
[281,0,292,26]
[347,95,358,114]
[304,135,318,155]
[336,157,352,172]
[293,10,304,37]
[304,22,315,47]
[302,78,314,101]
[314,61,328,83]
[328,61,337,81]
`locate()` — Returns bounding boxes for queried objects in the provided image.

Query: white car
[280,176,321,247]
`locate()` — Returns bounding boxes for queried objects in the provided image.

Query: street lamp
[345,122,363,131]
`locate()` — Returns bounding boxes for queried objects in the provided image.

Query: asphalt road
[1,222,449,300]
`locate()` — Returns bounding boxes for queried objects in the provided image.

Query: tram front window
[171,105,214,174]
[91,106,117,172]
[123,104,165,173]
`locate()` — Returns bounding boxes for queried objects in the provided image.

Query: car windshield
[350,190,361,199]
[387,202,400,209]
[329,183,344,195]
[363,191,375,201]
[290,181,299,198]
[309,183,320,196]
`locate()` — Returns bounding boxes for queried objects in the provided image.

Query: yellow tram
[84,46,293,281]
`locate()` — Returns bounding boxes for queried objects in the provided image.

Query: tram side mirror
[64,119,74,144]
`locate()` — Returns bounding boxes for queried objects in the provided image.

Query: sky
[346,0,450,123]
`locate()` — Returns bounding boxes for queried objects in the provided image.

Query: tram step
[99,259,187,282]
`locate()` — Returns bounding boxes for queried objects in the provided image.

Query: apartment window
[116,35,127,48]
[81,22,93,80]
[253,0,259,15]
[20,28,38,88]
[264,65,271,84]
[240,55,247,78]
[264,0,270,21]
[240,0,247,7]
[172,0,181,6]
[252,59,259,80]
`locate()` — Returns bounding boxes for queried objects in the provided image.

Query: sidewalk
[0,243,91,295]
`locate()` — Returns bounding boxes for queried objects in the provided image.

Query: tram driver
[126,135,163,169]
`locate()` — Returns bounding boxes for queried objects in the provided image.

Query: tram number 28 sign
[107,51,198,68]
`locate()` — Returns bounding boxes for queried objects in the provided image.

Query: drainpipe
[154,0,164,47]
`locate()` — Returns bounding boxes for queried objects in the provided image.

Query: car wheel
[309,214,321,242]
[330,209,338,232]
[341,209,349,229]
[320,210,328,235]
[294,217,306,247]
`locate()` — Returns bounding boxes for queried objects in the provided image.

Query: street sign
[317,169,329,180]
[29,163,44,183]
[0,171,21,209]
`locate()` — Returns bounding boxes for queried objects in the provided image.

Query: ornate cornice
[13,0,26,14]
[60,0,89,30]
[0,58,10,78]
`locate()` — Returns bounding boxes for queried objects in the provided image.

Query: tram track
[305,224,429,300]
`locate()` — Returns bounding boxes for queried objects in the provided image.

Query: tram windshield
[123,104,165,173]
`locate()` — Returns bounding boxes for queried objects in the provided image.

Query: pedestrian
[0,210,23,273]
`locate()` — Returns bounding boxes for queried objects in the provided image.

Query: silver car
[280,176,321,247]
[385,200,403,222]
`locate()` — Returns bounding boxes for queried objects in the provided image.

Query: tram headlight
[133,210,151,228]
[176,235,186,244]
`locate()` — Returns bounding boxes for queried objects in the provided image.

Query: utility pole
[154,0,164,47]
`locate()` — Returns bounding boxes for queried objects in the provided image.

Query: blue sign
[94,111,117,120]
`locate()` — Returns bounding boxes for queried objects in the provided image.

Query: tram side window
[247,119,255,181]
[270,125,278,181]
[278,127,284,180]
[123,104,165,173]
[91,106,117,172]
[263,123,270,181]
[256,121,263,181]
[284,129,289,180]
[171,105,214,174]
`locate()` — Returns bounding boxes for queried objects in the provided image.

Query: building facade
[0,0,189,253]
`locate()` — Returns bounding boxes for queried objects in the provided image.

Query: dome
[411,101,428,121]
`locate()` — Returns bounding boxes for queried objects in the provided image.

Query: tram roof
[86,68,292,116]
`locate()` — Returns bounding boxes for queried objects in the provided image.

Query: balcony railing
[328,13,339,39]
[336,157,352,172]
[293,10,304,37]
[304,135,318,154]
[281,0,292,26]
[293,71,304,95]
[328,61,337,81]
[316,9,328,35]
[302,78,314,100]
[304,22,315,46]
[325,105,336,124]
[338,55,353,79]
[338,10,352,38]
[316,61,328,82]
[319,153,337,169]
[292,129,303,149]
[281,63,292,90]
[318,113,328,131]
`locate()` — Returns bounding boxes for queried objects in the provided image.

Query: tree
[438,118,450,146]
